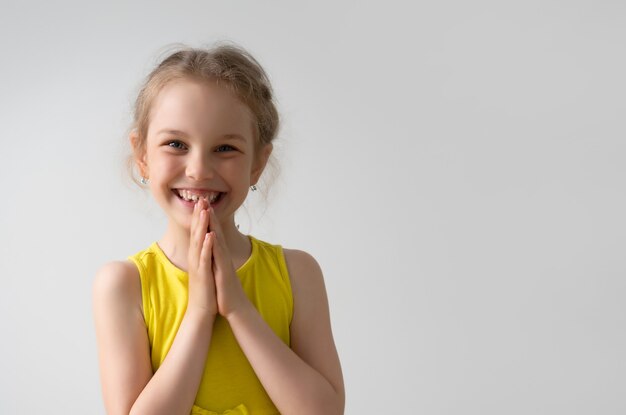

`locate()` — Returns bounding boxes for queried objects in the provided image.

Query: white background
[1,1,625,413]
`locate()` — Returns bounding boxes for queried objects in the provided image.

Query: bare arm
[92,261,215,415]
[93,198,218,414]
[225,249,345,415]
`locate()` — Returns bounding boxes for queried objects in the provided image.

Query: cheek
[150,154,182,175]
[226,163,253,187]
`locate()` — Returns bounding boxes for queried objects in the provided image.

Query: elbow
[332,390,346,415]
[326,381,345,415]
[320,380,345,415]
[312,388,345,415]
[317,401,344,415]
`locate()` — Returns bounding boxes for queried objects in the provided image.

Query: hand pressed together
[186,197,218,316]
[206,205,250,319]
[186,197,250,319]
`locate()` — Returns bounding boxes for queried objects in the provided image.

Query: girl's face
[136,79,270,231]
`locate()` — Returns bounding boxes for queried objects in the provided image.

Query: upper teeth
[177,190,220,203]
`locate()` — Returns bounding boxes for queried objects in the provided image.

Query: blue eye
[216,145,235,152]
[167,140,187,150]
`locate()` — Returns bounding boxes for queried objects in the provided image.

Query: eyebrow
[157,129,246,141]
[158,129,189,137]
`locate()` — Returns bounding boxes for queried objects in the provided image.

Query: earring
[250,184,258,191]
[140,177,149,185]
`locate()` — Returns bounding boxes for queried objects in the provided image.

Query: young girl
[93,45,344,415]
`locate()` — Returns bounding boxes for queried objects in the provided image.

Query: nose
[185,151,214,182]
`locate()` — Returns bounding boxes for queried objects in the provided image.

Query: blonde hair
[126,43,280,196]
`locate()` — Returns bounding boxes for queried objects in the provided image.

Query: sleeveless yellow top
[127,235,293,415]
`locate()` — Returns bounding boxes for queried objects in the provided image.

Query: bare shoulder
[94,260,139,284]
[92,260,142,313]
[282,248,325,288]
[282,248,330,310]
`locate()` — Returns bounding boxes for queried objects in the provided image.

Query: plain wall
[1,1,625,413]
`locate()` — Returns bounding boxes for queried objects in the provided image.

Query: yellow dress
[128,235,293,415]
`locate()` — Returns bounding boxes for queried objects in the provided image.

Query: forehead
[147,79,254,140]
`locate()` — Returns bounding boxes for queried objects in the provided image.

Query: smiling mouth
[173,189,224,204]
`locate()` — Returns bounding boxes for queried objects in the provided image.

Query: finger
[208,208,228,267]
[204,199,212,234]
[200,232,214,273]
[196,209,209,254]
[207,207,220,234]
[188,201,201,266]
[190,199,199,237]
[194,199,207,246]
[191,199,207,263]
[209,208,226,248]
[201,198,211,234]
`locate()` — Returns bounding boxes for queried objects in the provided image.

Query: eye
[216,144,236,152]
[167,140,187,150]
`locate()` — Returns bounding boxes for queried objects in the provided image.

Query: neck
[157,215,250,272]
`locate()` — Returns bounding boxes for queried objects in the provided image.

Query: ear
[250,142,273,185]
[129,130,149,178]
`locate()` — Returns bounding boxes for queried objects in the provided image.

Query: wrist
[185,306,217,324]
[224,298,255,324]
